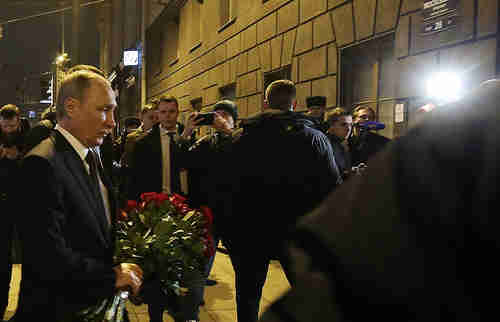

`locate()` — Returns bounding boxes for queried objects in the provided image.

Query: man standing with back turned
[219,80,341,322]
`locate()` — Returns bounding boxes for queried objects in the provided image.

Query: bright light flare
[56,53,68,64]
[426,72,463,102]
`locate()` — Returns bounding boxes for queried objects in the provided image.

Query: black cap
[306,96,327,108]
[214,99,238,121]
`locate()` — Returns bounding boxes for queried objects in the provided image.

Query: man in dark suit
[128,94,196,322]
[128,95,187,200]
[15,70,143,321]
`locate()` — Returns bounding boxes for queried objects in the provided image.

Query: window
[263,65,292,96]
[164,18,180,66]
[189,0,202,52]
[220,0,237,30]
[340,34,397,138]
[146,27,164,77]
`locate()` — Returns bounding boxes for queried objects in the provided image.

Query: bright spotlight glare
[426,72,462,102]
[56,53,68,64]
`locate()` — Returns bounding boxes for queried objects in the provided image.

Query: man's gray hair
[56,70,108,120]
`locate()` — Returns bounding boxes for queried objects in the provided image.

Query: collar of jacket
[242,109,315,128]
[151,122,185,135]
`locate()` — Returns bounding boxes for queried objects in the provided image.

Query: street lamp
[56,53,69,65]
[426,72,463,103]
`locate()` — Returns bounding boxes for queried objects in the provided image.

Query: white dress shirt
[55,124,112,227]
[160,125,174,194]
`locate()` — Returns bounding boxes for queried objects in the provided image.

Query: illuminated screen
[123,50,139,66]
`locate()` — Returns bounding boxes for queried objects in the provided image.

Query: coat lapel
[53,131,110,247]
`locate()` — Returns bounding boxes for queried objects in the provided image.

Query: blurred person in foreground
[14,69,142,321]
[260,79,500,322]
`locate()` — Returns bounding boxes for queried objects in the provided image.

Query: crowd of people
[1,64,395,322]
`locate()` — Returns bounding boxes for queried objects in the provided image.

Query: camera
[195,112,216,126]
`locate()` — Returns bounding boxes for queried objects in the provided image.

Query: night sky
[0,2,100,108]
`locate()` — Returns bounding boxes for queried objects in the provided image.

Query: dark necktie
[86,150,109,227]
[167,132,181,194]
[86,150,100,190]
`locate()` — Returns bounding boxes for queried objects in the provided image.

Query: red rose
[155,193,170,206]
[125,200,138,212]
[140,192,158,203]
[169,193,187,204]
[169,193,192,214]
[200,206,213,227]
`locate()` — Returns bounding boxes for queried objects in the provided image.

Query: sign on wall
[421,0,459,35]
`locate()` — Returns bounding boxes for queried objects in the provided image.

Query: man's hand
[181,112,202,138]
[3,146,20,160]
[212,112,232,135]
[113,263,143,296]
[0,145,20,160]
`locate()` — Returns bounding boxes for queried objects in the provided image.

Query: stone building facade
[145,0,498,139]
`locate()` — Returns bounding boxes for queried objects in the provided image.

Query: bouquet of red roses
[78,192,214,321]
[115,192,215,290]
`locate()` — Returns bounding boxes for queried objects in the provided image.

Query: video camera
[356,121,385,131]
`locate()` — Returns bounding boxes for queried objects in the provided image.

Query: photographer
[178,100,239,310]
[0,104,26,319]
[349,105,391,166]
[180,100,239,208]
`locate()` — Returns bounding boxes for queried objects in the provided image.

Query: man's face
[70,79,117,147]
[216,110,234,129]
[0,117,20,134]
[142,110,157,131]
[157,101,179,130]
[328,116,352,140]
[308,106,325,118]
[353,108,373,125]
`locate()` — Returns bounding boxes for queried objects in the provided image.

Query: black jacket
[180,131,233,210]
[15,131,116,320]
[328,134,352,177]
[264,79,500,322]
[217,110,341,255]
[24,119,55,154]
[349,130,391,166]
[128,123,185,200]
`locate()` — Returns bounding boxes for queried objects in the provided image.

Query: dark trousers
[147,270,204,322]
[224,239,294,322]
[148,235,220,322]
